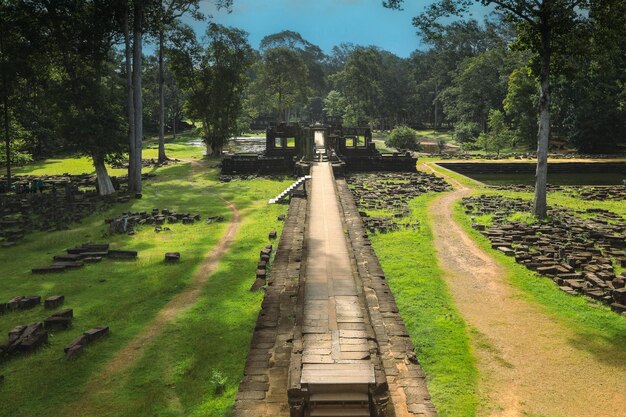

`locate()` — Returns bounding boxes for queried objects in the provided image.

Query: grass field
[367,193,479,417]
[13,133,202,177]
[0,137,292,417]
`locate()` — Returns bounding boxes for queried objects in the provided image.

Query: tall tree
[248,47,310,122]
[151,0,200,163]
[334,47,383,128]
[0,1,44,189]
[44,0,126,195]
[385,0,589,219]
[122,0,136,194]
[131,0,144,194]
[171,23,253,156]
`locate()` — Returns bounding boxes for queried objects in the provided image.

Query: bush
[453,122,480,145]
[385,126,421,151]
[0,138,33,167]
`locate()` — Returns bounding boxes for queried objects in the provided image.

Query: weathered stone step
[309,408,370,416]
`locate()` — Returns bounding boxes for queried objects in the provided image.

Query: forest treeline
[1,0,625,196]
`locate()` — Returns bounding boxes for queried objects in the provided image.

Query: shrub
[453,122,480,146]
[385,126,421,151]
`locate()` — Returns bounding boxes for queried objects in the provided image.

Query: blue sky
[186,0,490,58]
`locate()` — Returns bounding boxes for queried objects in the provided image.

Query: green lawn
[368,194,478,417]
[0,138,292,417]
[13,133,203,177]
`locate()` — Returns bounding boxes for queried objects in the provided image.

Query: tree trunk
[3,83,9,191]
[93,154,115,196]
[533,26,551,219]
[131,0,144,194]
[434,80,439,129]
[1,18,10,190]
[172,111,177,139]
[157,26,167,163]
[124,4,136,191]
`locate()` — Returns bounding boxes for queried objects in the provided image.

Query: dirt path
[425,165,626,417]
[65,158,240,415]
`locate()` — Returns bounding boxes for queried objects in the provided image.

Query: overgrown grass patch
[0,146,291,416]
[370,193,478,417]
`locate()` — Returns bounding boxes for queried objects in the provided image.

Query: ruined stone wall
[336,179,439,417]
[232,196,307,417]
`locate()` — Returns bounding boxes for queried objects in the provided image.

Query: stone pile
[64,326,109,359]
[566,186,626,201]
[251,244,273,291]
[219,174,289,182]
[346,172,450,234]
[360,212,420,234]
[106,208,202,235]
[0,173,156,247]
[0,323,49,356]
[4,296,41,311]
[112,158,180,169]
[462,195,626,315]
[205,215,224,224]
[488,184,564,193]
[1,295,65,315]
[488,184,626,201]
[435,152,625,160]
[346,172,450,211]
[32,242,137,274]
[0,306,75,359]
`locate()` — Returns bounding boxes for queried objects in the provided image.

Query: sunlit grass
[0,140,292,417]
[370,193,478,417]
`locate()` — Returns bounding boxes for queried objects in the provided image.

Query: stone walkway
[302,162,374,369]
[235,163,437,416]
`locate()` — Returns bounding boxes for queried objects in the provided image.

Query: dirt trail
[65,158,240,415]
[425,164,626,417]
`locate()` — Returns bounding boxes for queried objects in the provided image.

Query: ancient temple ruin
[221,118,416,175]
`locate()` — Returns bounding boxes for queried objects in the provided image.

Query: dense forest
[1,0,625,194]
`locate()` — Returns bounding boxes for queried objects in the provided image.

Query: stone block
[52,308,74,318]
[165,252,180,262]
[53,261,84,270]
[613,288,626,304]
[108,250,137,259]
[64,334,88,355]
[44,316,72,330]
[83,326,109,342]
[18,296,40,310]
[44,295,65,309]
[17,330,48,352]
[32,265,66,274]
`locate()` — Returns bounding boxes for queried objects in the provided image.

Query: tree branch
[488,0,538,26]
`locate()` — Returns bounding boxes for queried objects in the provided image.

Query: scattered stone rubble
[111,158,180,169]
[346,172,450,234]
[251,244,273,291]
[0,173,155,246]
[106,208,202,235]
[489,184,626,201]
[565,186,626,201]
[219,174,289,182]
[462,195,626,315]
[435,152,625,160]
[0,305,73,359]
[32,242,137,274]
[64,326,109,359]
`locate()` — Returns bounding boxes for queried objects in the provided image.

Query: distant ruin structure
[221,118,416,175]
